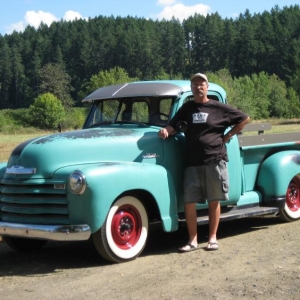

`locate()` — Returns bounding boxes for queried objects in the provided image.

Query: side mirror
[175,121,187,133]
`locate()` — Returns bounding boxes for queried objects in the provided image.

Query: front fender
[257,151,300,204]
[65,162,178,233]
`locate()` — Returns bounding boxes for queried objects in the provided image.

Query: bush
[1,108,32,126]
[29,93,65,130]
[61,107,88,130]
[0,106,88,132]
[0,111,8,127]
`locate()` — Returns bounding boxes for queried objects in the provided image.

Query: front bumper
[0,222,91,241]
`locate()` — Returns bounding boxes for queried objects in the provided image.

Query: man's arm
[223,116,250,143]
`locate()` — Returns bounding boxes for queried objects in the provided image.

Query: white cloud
[6,10,85,34]
[25,10,58,28]
[154,3,210,22]
[157,0,178,6]
[5,21,25,34]
[63,10,84,22]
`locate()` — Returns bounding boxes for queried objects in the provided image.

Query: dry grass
[271,123,300,134]
[250,118,300,134]
[0,131,51,162]
[244,119,300,136]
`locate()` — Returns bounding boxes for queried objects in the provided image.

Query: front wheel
[93,195,148,263]
[279,176,300,222]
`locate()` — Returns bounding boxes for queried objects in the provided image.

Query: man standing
[158,73,250,252]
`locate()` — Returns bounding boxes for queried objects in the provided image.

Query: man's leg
[180,202,198,249]
[207,200,220,249]
[179,203,199,252]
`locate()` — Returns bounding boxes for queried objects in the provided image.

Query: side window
[148,98,172,126]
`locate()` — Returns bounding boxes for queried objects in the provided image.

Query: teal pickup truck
[1,80,300,263]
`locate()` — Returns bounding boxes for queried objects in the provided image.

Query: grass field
[0,131,52,162]
[248,122,300,134]
[1,121,300,162]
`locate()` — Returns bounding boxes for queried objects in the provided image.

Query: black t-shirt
[169,99,248,166]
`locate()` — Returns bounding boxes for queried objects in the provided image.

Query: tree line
[0,4,300,122]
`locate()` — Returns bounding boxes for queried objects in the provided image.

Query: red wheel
[93,196,148,263]
[111,204,142,249]
[280,176,300,222]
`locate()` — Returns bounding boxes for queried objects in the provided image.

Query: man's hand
[222,116,250,143]
[158,128,169,139]
[158,126,175,139]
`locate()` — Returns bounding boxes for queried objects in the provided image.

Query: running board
[178,206,279,226]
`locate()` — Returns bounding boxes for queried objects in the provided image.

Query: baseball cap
[190,73,208,82]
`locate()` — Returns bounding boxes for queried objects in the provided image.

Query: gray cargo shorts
[183,160,229,203]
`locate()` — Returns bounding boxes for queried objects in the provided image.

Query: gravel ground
[0,216,300,300]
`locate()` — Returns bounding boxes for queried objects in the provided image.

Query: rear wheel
[93,195,148,263]
[3,236,47,252]
[280,176,300,222]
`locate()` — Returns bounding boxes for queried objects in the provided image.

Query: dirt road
[0,216,299,300]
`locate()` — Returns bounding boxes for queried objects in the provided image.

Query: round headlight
[69,170,86,195]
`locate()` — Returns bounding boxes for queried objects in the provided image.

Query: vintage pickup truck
[1,80,300,263]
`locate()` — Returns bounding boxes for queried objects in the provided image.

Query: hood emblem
[5,165,36,175]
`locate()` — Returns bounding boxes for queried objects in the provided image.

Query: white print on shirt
[192,112,208,123]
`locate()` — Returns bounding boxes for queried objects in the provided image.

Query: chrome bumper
[0,222,91,241]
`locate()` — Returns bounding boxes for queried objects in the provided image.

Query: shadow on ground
[0,215,282,276]
[144,214,281,255]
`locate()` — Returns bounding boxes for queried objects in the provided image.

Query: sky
[0,0,299,36]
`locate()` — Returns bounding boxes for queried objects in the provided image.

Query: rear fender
[256,151,300,203]
[65,162,178,233]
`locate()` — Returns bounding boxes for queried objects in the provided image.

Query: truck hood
[5,127,164,179]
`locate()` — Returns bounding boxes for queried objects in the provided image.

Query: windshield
[83,97,174,128]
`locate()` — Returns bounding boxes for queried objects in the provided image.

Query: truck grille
[0,181,69,225]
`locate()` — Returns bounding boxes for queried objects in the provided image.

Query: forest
[0,4,300,126]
